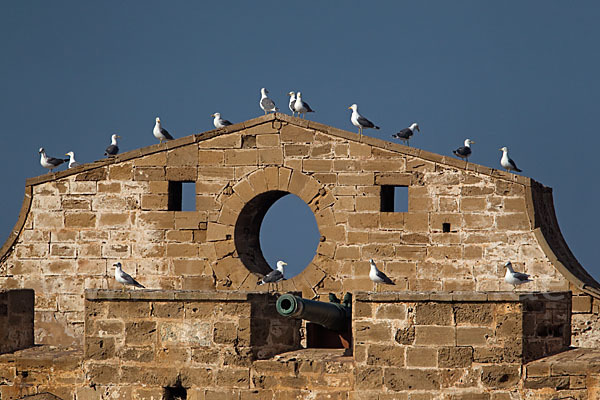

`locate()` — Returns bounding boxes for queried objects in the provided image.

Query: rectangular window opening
[380,185,408,212]
[168,181,196,211]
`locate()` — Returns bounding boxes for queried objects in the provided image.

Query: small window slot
[380,185,408,212]
[442,223,451,233]
[168,181,196,211]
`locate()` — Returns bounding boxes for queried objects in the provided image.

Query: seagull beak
[470,140,475,144]
[498,148,503,151]
[282,262,288,266]
[348,106,352,110]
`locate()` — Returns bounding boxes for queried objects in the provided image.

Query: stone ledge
[525,348,600,378]
[85,289,256,301]
[354,291,572,303]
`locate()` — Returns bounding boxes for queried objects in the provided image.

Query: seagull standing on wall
[294,92,314,119]
[259,88,277,114]
[348,104,380,137]
[503,261,532,290]
[453,139,475,162]
[369,259,394,285]
[288,91,296,117]
[114,262,145,290]
[392,123,420,146]
[153,117,174,144]
[212,113,233,129]
[38,148,68,172]
[65,151,80,168]
[499,147,522,172]
[104,134,120,157]
[257,260,286,292]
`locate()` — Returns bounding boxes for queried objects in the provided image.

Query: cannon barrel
[276,293,351,332]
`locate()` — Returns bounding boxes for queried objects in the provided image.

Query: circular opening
[260,194,320,279]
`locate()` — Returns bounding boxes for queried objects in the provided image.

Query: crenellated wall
[0,113,598,349]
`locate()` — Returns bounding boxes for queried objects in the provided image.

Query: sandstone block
[108,163,133,180]
[349,142,371,157]
[141,194,169,210]
[454,303,493,325]
[65,212,96,228]
[463,214,494,230]
[406,347,437,367]
[216,369,250,388]
[199,134,241,149]
[415,303,452,325]
[367,344,405,367]
[355,366,383,389]
[198,166,235,180]
[414,326,455,346]
[404,212,428,232]
[496,213,530,230]
[138,212,175,229]
[258,148,283,165]
[355,321,392,343]
[166,166,197,181]
[456,327,493,346]
[481,365,520,389]
[225,149,257,165]
[460,197,487,212]
[280,125,314,143]
[167,146,198,166]
[384,367,440,391]
[134,167,165,181]
[33,212,63,229]
[338,173,374,186]
[438,346,473,368]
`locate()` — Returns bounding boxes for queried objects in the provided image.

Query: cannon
[276,293,351,332]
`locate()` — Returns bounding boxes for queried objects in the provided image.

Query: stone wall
[0,113,598,349]
[0,289,34,354]
[352,291,572,399]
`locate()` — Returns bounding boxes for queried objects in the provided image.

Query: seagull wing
[258,269,284,284]
[376,269,395,285]
[508,157,522,172]
[453,146,471,157]
[357,115,375,129]
[221,119,233,126]
[513,271,531,281]
[394,128,412,139]
[105,145,119,156]
[160,127,174,140]
[120,270,145,288]
[261,97,276,111]
[46,157,67,166]
[303,101,314,112]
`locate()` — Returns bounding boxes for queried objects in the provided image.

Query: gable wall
[0,115,596,346]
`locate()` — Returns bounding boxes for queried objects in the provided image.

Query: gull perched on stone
[369,259,394,285]
[259,88,277,114]
[499,147,522,172]
[104,134,120,157]
[38,148,68,172]
[153,117,174,144]
[288,91,296,116]
[392,123,420,146]
[294,92,314,119]
[65,151,81,168]
[257,260,286,291]
[212,113,233,129]
[453,139,475,161]
[503,261,532,290]
[114,262,145,290]
[348,104,380,137]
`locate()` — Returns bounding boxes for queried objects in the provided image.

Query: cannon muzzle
[276,293,351,332]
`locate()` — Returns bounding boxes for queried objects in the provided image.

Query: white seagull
[503,261,532,290]
[257,260,287,291]
[259,88,277,114]
[369,259,394,285]
[38,148,68,172]
[153,117,174,143]
[348,104,380,137]
[212,113,233,129]
[288,91,296,116]
[65,151,81,168]
[499,147,522,172]
[392,123,420,146]
[453,139,475,161]
[104,134,120,157]
[293,92,314,119]
[113,262,145,290]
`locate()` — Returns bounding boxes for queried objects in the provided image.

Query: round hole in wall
[234,191,320,279]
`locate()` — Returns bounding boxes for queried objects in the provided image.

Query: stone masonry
[0,113,598,347]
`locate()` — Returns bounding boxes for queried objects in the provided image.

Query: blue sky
[1,1,599,279]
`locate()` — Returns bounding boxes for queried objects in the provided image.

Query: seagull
[153,117,174,143]
[259,88,277,114]
[65,151,81,168]
[348,104,380,137]
[38,148,68,172]
[257,260,286,291]
[212,113,233,129]
[453,139,475,161]
[294,92,314,119]
[104,134,120,157]
[288,91,296,116]
[392,123,420,146]
[499,147,522,172]
[503,261,532,290]
[113,262,145,290]
[369,259,394,285]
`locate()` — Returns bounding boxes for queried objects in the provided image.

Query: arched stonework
[213,167,335,298]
